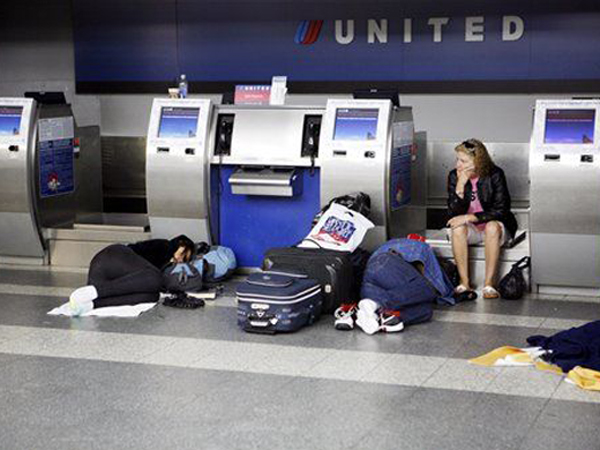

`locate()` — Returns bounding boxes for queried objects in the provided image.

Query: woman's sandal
[454,284,469,294]
[454,284,477,302]
[483,286,500,299]
[455,290,478,302]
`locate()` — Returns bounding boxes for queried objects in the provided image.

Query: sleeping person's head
[169,235,195,263]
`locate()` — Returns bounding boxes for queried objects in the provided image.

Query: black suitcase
[262,247,355,313]
[236,271,322,334]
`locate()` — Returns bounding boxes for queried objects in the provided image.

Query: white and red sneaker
[334,303,357,331]
[355,299,381,335]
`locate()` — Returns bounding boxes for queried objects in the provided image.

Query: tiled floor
[1,265,599,450]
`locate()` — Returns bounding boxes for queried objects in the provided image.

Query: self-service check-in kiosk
[209,100,424,268]
[0,96,100,265]
[209,105,324,267]
[530,99,600,292]
[0,98,44,262]
[146,98,213,242]
[319,99,422,250]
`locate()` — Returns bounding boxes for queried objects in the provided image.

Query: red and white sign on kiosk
[234,76,287,105]
[234,85,271,105]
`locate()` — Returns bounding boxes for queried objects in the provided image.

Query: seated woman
[447,139,518,299]
[69,235,195,315]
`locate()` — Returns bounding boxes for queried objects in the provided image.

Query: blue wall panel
[72,0,600,86]
[73,0,178,82]
[216,166,320,268]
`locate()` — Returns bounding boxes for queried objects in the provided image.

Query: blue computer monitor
[544,109,596,144]
[333,108,379,141]
[158,107,200,138]
[0,106,23,136]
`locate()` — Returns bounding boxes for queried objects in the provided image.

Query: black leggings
[87,244,162,308]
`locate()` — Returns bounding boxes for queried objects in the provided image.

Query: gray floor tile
[0,269,86,287]
[552,379,600,404]
[0,351,26,366]
[1,268,600,450]
[520,425,600,450]
[444,296,600,321]
[451,326,542,360]
[536,398,600,430]
[355,423,524,450]
[356,390,547,450]
[485,366,562,398]
[423,357,503,392]
[201,377,416,450]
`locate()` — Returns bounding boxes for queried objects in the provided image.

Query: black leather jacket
[447,165,518,238]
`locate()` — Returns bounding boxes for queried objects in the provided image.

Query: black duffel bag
[312,192,371,226]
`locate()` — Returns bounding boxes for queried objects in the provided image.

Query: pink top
[467,177,486,231]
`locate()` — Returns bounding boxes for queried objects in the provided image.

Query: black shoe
[163,292,205,309]
[455,290,478,302]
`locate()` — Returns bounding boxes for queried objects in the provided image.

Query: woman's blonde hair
[455,138,494,177]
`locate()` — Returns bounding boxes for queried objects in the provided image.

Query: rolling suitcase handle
[295,237,325,248]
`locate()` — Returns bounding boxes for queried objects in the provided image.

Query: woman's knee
[485,221,502,239]
[451,225,469,240]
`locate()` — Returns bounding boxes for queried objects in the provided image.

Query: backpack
[162,258,206,293]
[498,256,530,300]
[200,245,237,284]
[312,192,371,226]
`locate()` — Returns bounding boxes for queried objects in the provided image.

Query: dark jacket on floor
[527,320,600,372]
[447,165,518,239]
[128,235,192,269]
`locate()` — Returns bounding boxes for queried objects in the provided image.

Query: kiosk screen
[0,106,23,136]
[158,107,200,138]
[544,109,595,144]
[333,108,379,141]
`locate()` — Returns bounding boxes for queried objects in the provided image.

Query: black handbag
[437,257,460,288]
[498,256,530,300]
[312,192,371,226]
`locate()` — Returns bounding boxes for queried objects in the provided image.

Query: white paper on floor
[48,302,157,317]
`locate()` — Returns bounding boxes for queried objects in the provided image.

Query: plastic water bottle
[178,74,188,98]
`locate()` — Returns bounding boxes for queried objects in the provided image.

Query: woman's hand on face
[457,164,475,187]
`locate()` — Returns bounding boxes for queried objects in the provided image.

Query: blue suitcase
[236,271,323,334]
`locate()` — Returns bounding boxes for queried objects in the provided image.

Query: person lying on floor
[68,235,195,316]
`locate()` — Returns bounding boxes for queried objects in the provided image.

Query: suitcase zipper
[237,287,322,305]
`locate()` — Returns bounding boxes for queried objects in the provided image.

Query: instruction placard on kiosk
[38,116,75,198]
[390,121,414,210]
